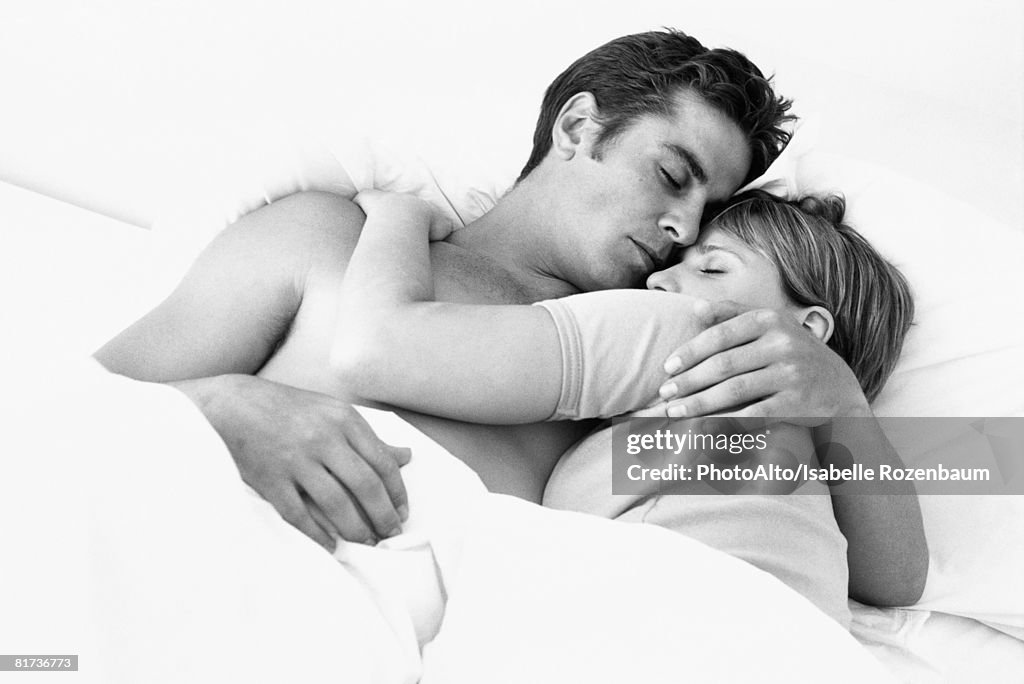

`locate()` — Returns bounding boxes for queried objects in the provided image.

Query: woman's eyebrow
[699,243,745,262]
[661,143,708,184]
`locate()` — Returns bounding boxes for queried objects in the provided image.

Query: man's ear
[551,92,601,160]
[798,306,835,343]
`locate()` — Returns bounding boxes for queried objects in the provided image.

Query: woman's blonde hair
[709,190,914,403]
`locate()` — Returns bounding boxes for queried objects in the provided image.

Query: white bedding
[3,148,1022,682]
[0,184,897,682]
[3,354,893,683]
[851,602,1024,682]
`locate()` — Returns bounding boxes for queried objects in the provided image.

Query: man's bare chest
[427,241,532,306]
[258,240,577,501]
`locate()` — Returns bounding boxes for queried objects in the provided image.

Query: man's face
[551,89,752,291]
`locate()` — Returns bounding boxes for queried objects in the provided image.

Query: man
[95,30,922,603]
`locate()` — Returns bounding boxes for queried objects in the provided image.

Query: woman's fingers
[351,189,390,213]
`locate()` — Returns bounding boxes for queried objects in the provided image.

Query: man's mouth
[630,238,662,270]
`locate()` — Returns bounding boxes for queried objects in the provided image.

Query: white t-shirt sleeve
[534,290,703,420]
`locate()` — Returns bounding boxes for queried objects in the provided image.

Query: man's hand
[652,301,871,422]
[175,374,411,550]
[353,189,456,242]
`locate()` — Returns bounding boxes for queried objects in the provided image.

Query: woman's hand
[353,190,456,242]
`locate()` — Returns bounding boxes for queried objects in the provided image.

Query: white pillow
[768,148,1024,417]
[151,125,1024,636]
[742,131,1024,637]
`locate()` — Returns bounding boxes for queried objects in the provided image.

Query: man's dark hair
[517,29,795,186]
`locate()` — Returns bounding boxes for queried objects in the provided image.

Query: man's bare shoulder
[221,191,364,279]
[95,192,366,381]
[272,191,364,243]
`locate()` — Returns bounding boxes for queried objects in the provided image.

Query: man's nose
[658,203,703,247]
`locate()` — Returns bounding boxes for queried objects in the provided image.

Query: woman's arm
[334,191,711,424]
[332,191,564,424]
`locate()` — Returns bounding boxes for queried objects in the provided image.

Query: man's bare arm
[96,192,363,380]
[816,416,929,606]
[95,192,411,548]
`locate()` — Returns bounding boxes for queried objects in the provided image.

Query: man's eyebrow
[661,143,708,185]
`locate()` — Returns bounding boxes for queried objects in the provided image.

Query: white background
[0,0,1021,230]
[1,5,1023,681]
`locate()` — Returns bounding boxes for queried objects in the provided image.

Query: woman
[328,188,925,624]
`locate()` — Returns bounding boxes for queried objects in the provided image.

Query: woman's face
[645,227,795,311]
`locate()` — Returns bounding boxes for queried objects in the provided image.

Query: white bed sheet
[0,180,159,360]
[0,187,894,682]
[2,176,1020,683]
[851,602,1024,683]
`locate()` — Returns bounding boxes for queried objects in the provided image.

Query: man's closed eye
[660,168,683,191]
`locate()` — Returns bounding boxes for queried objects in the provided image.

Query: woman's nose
[646,268,680,292]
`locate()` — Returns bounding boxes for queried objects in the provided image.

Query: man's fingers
[662,368,779,418]
[701,299,750,326]
[323,449,405,540]
[299,467,377,544]
[339,408,411,519]
[342,406,412,466]
[393,447,412,467]
[357,445,410,521]
[276,487,335,551]
[660,340,771,399]
[664,309,771,376]
[305,499,342,548]
[625,403,671,418]
[715,398,783,422]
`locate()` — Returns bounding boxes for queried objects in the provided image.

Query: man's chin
[594,272,648,292]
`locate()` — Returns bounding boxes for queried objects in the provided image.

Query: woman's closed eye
[696,257,728,275]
